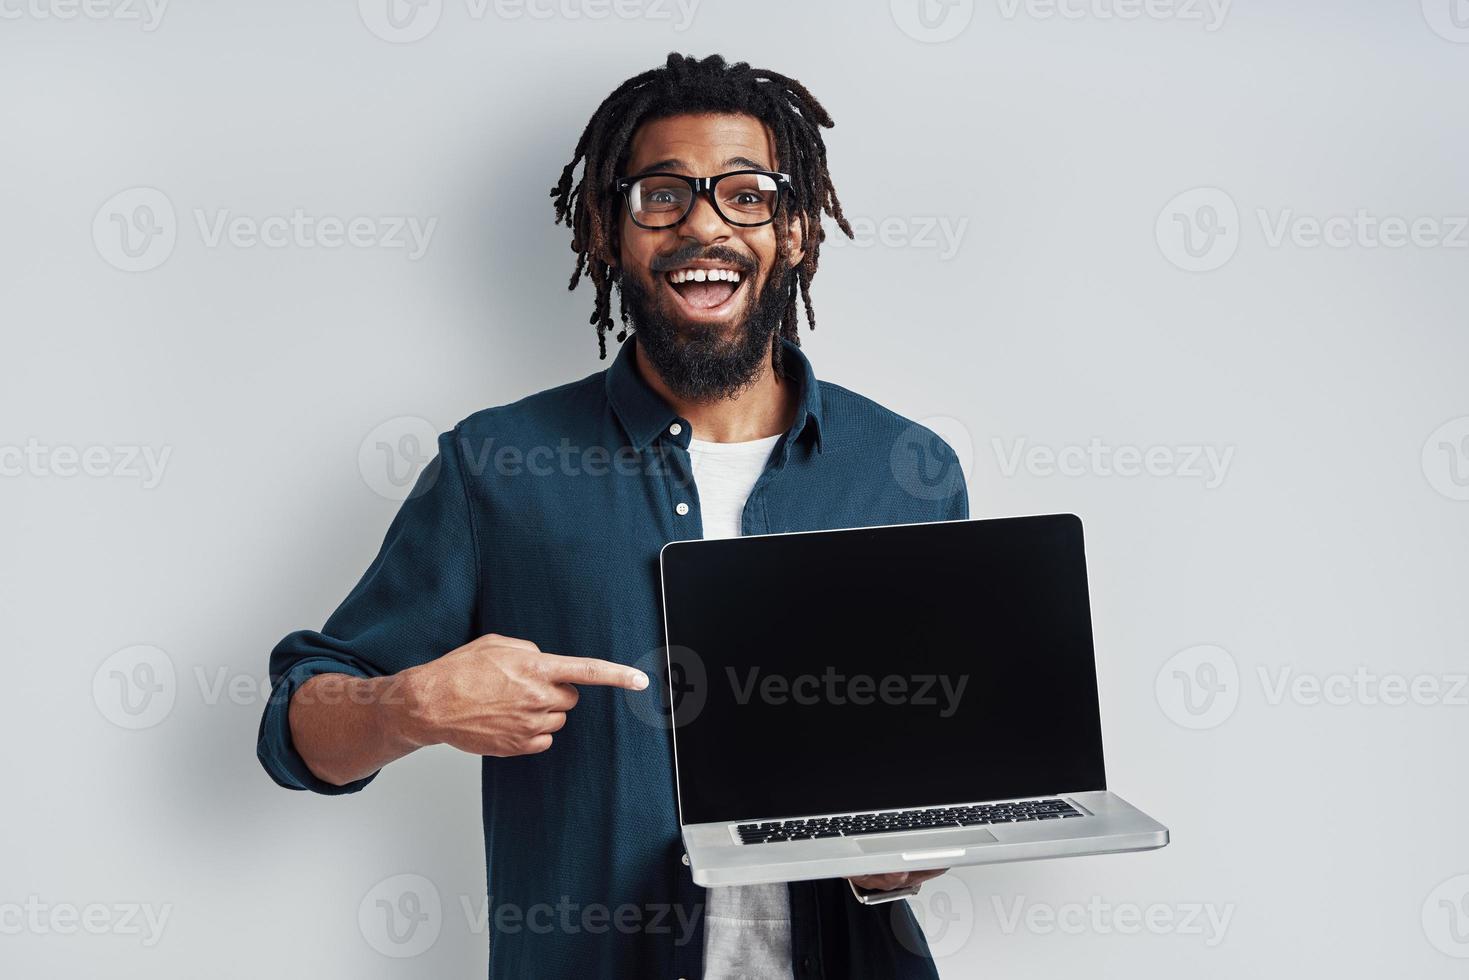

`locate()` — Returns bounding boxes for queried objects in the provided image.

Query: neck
[634,337,799,443]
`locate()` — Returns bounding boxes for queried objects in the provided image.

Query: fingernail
[632,671,649,690]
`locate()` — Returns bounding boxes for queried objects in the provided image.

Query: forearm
[288,672,426,787]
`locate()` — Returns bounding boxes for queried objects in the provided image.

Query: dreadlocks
[550,52,853,372]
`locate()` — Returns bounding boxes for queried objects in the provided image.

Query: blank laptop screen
[660,514,1107,826]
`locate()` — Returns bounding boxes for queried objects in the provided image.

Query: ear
[786,212,807,269]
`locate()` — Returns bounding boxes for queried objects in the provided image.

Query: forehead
[624,112,778,174]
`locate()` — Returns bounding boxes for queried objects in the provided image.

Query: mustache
[648,243,756,275]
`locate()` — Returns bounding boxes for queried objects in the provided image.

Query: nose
[677,190,732,245]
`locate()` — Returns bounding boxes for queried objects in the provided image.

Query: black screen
[660,514,1107,825]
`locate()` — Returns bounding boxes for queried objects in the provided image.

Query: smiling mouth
[662,266,747,315]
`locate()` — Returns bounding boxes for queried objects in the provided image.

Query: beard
[618,261,792,402]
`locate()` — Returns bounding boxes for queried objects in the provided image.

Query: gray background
[3,0,1468,976]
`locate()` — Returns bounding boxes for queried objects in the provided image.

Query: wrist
[377,669,437,751]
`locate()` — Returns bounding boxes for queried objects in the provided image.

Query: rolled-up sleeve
[256,425,481,794]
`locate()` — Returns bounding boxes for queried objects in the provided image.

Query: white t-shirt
[687,432,795,980]
[686,433,782,540]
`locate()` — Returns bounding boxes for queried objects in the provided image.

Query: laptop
[657,513,1168,894]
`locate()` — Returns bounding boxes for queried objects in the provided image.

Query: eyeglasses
[613,169,791,229]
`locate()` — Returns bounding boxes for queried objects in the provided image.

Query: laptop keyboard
[735,798,1083,844]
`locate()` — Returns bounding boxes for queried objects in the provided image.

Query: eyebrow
[630,156,771,176]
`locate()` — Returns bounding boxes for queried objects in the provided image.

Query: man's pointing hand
[399,633,649,757]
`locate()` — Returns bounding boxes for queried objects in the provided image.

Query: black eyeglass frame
[612,169,792,229]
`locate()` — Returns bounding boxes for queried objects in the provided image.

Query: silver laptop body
[658,514,1169,887]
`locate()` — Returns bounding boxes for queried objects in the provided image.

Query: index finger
[537,653,649,691]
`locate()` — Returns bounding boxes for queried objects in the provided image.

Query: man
[257,52,967,978]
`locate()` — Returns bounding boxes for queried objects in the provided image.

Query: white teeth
[666,268,742,284]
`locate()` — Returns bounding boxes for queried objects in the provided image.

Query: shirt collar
[605,335,826,454]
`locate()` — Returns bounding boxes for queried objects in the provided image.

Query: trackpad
[855,829,997,854]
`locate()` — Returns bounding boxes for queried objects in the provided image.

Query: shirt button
[681,853,690,866]
[669,422,683,436]
[675,502,690,516]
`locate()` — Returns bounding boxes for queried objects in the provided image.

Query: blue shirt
[257,337,968,979]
